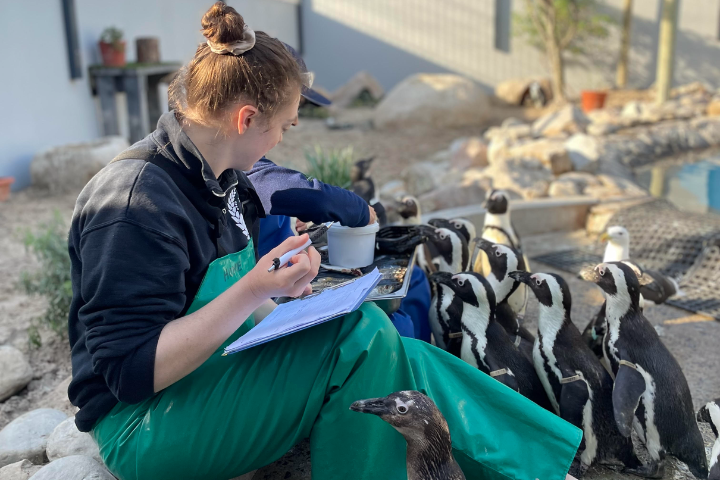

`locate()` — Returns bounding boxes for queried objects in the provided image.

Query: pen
[268,237,313,272]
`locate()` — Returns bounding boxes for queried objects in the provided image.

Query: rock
[29,456,114,480]
[494,78,552,105]
[501,117,526,128]
[38,376,76,418]
[707,99,720,116]
[401,161,451,196]
[331,71,384,109]
[587,122,620,136]
[548,179,581,197]
[418,173,489,212]
[448,137,488,169]
[548,172,601,197]
[532,105,589,137]
[46,417,100,463]
[0,409,67,467]
[378,180,406,200]
[0,460,41,480]
[495,138,572,175]
[0,346,32,402]
[585,174,647,199]
[564,134,601,173]
[374,74,490,129]
[471,158,552,199]
[30,136,130,194]
[671,81,709,98]
[483,123,533,142]
[621,101,644,119]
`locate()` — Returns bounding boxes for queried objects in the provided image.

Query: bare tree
[516,0,612,102]
[616,0,634,88]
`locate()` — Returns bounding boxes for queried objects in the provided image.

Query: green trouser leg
[94,303,580,480]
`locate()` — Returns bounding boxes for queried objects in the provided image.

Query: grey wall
[0,0,299,190]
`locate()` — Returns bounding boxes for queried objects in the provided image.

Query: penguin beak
[474,238,494,253]
[428,271,453,285]
[579,265,601,283]
[508,271,531,284]
[350,397,391,416]
[599,232,610,243]
[415,224,438,239]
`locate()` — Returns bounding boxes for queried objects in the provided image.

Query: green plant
[515,0,612,101]
[20,212,72,340]
[304,145,354,189]
[100,27,124,50]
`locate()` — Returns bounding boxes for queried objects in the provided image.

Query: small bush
[20,213,72,340]
[304,145,354,189]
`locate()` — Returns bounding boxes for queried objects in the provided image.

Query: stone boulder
[378,180,406,200]
[470,158,552,199]
[448,137,488,169]
[331,71,384,109]
[0,460,41,480]
[533,105,589,137]
[374,74,490,129]
[418,172,490,213]
[38,376,76,418]
[30,136,129,194]
[564,134,601,173]
[491,138,572,175]
[46,417,100,463]
[401,161,452,196]
[483,123,533,143]
[584,174,647,199]
[29,456,115,480]
[494,78,552,105]
[548,172,602,197]
[0,409,67,467]
[0,346,32,401]
[707,98,720,117]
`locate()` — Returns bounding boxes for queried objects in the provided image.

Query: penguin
[350,391,466,480]
[428,272,464,355]
[350,157,376,204]
[433,272,553,411]
[510,270,641,477]
[473,189,529,316]
[580,261,708,479]
[426,227,469,274]
[428,218,477,247]
[472,239,535,362]
[697,398,720,480]
[397,195,422,225]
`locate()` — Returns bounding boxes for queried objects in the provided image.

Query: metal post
[616,0,633,88]
[656,0,679,104]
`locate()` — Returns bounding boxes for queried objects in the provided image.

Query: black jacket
[67,112,264,432]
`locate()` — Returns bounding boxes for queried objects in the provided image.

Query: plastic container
[327,223,379,268]
[581,90,607,113]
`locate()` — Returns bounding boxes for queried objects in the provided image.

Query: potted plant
[0,177,15,202]
[99,27,126,67]
[581,79,610,113]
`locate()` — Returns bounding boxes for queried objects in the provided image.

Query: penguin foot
[622,461,665,479]
[568,459,589,478]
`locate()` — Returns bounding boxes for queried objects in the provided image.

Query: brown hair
[169,2,302,130]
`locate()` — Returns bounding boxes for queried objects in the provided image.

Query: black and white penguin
[473,240,535,361]
[510,270,641,477]
[428,218,477,246]
[426,227,469,274]
[428,271,464,356]
[397,195,422,225]
[433,272,553,410]
[350,391,466,480]
[474,189,528,315]
[350,157,376,204]
[581,262,708,479]
[697,398,720,480]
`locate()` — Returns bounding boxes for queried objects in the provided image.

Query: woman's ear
[235,105,259,135]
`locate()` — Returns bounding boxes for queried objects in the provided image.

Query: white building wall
[0,0,299,190]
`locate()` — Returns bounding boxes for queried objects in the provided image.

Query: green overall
[92,239,582,480]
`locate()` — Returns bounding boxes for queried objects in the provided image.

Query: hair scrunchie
[206,24,256,55]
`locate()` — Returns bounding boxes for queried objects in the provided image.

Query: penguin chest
[633,365,663,461]
[430,286,453,349]
[708,403,720,472]
[459,310,489,371]
[533,338,561,414]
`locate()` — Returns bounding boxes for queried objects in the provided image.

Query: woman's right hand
[247,234,321,300]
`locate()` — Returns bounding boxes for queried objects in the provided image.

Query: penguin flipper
[559,379,589,429]
[612,364,646,437]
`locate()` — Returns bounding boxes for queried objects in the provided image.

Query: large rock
[401,161,450,196]
[707,98,720,116]
[38,376,76,418]
[29,456,114,480]
[533,105,589,137]
[418,172,490,213]
[494,77,552,105]
[584,174,647,199]
[30,136,129,194]
[331,71,384,109]
[470,158,552,199]
[374,74,490,129]
[492,138,572,175]
[0,460,41,480]
[483,123,533,143]
[0,409,67,467]
[0,346,32,401]
[46,417,100,463]
[378,180,406,200]
[448,137,488,169]
[564,134,601,173]
[548,172,602,197]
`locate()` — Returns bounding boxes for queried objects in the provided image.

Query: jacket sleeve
[76,220,190,404]
[247,158,370,227]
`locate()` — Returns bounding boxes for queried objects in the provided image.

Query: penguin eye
[494,249,502,257]
[439,232,448,240]
[457,278,465,287]
[598,267,606,276]
[397,405,408,414]
[453,221,462,229]
[535,278,542,286]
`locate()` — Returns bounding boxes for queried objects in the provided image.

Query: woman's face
[237,91,300,170]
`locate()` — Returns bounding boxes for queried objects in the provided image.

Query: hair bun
[201,1,247,44]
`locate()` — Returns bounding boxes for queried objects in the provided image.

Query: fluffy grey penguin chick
[581,262,708,479]
[697,398,720,480]
[350,391,466,480]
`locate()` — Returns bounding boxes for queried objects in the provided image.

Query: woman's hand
[295,219,308,233]
[247,234,321,300]
[368,205,377,225]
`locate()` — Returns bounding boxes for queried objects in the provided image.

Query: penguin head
[476,240,525,302]
[350,390,450,439]
[510,271,571,317]
[483,189,509,215]
[350,157,374,182]
[580,261,644,310]
[429,227,469,272]
[435,272,496,312]
[397,196,420,220]
[427,218,473,245]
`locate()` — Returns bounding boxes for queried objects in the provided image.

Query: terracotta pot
[99,41,126,67]
[581,90,607,113]
[0,177,15,202]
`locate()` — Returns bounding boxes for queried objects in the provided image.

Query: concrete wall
[302,0,720,96]
[0,0,299,190]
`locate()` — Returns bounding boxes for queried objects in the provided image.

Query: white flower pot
[327,223,379,268]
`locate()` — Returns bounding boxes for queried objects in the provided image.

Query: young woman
[68,3,581,480]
